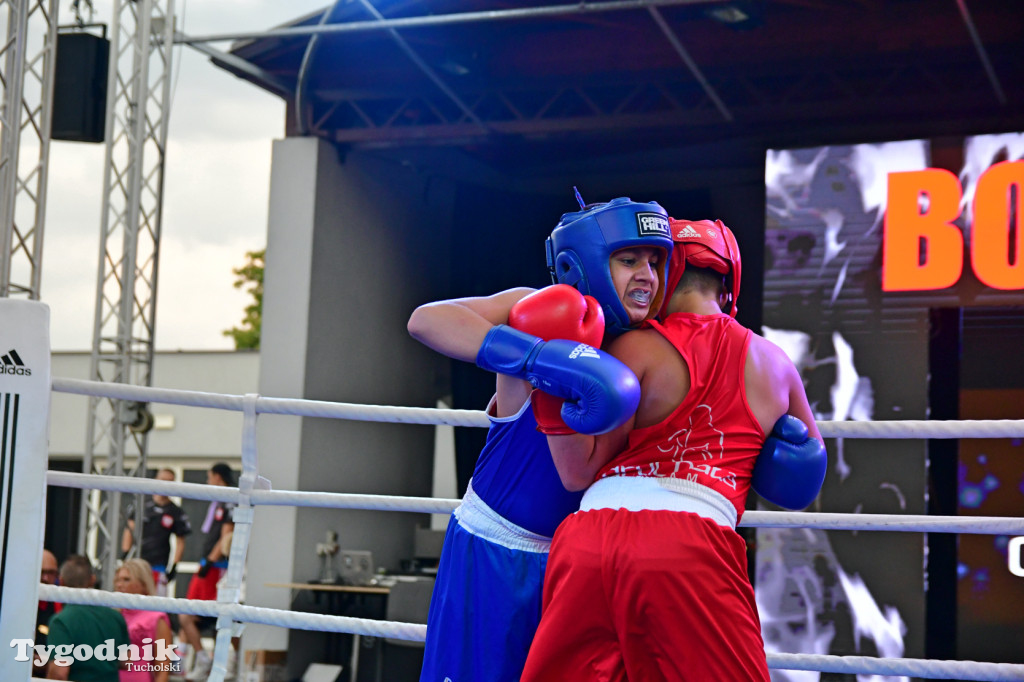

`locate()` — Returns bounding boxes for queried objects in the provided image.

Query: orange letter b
[883,169,964,292]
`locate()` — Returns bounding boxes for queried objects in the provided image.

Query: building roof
[209,0,1023,166]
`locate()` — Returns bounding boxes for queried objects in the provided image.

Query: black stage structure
[203,1,1024,677]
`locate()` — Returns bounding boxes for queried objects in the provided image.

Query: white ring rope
[36,586,1024,681]
[763,652,1024,681]
[740,510,1024,535]
[52,376,1024,437]
[38,585,426,641]
[46,471,1024,535]
[44,377,1024,682]
[817,419,1024,439]
[47,471,463,514]
[52,377,492,428]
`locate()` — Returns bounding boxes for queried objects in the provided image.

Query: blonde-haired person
[114,559,174,682]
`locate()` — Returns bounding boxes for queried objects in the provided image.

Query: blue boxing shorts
[419,482,552,682]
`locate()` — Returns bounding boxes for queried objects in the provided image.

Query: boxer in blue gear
[422,402,572,682]
[406,195,671,682]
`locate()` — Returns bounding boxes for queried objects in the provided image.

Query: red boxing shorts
[521,508,769,682]
[186,567,223,601]
[150,568,171,597]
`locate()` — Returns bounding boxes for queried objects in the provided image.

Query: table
[266,582,391,595]
[266,582,392,682]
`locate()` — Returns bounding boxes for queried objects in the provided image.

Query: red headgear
[660,218,742,318]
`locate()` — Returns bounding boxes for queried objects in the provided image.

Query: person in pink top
[521,218,827,681]
[114,559,174,682]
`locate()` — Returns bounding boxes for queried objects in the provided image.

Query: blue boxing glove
[476,324,640,435]
[752,415,827,510]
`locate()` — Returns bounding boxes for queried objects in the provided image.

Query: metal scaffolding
[80,0,174,589]
[3,0,1014,588]
[0,0,58,300]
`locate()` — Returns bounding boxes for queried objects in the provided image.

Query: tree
[223,249,264,350]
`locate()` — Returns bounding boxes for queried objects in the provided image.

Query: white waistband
[580,476,738,529]
[454,481,552,554]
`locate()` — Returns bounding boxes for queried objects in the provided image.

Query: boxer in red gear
[521,219,823,682]
[407,198,671,682]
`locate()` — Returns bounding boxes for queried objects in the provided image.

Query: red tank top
[597,313,764,518]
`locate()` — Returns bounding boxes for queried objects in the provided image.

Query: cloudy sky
[43,0,327,350]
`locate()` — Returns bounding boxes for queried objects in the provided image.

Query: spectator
[114,559,175,682]
[179,463,235,681]
[122,469,191,596]
[34,549,62,677]
[46,555,130,682]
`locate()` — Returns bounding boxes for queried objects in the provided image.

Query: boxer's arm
[784,358,823,442]
[548,423,631,491]
[751,352,827,510]
[546,331,651,490]
[407,287,536,363]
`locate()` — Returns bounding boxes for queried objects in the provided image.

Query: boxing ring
[15,375,1018,681]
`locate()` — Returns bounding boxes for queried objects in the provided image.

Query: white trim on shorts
[580,476,738,530]
[454,480,553,554]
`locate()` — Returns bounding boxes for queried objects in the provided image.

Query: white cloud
[41,1,327,350]
[163,136,275,243]
[152,238,256,351]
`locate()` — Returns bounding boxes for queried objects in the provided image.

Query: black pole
[925,306,961,659]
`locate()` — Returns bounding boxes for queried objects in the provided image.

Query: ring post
[0,300,51,680]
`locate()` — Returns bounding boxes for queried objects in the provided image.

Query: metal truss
[0,0,57,299]
[306,53,1014,146]
[183,0,1011,148]
[80,0,174,589]
[179,0,723,45]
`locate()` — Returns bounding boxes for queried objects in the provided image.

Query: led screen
[759,133,1024,678]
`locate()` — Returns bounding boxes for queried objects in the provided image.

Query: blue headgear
[546,197,672,336]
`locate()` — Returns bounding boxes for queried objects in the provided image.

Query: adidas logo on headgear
[675,224,701,239]
[0,349,31,376]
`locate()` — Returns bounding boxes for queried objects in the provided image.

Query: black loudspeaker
[51,29,110,143]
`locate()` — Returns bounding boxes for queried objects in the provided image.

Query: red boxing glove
[508,284,604,347]
[508,285,605,434]
[531,391,577,435]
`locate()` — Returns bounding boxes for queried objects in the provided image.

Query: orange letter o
[972,160,1024,290]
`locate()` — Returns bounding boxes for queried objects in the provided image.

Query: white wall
[49,350,260,461]
[245,138,457,665]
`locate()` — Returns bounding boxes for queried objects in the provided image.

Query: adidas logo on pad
[1,349,31,376]
[675,224,701,239]
[568,343,600,359]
